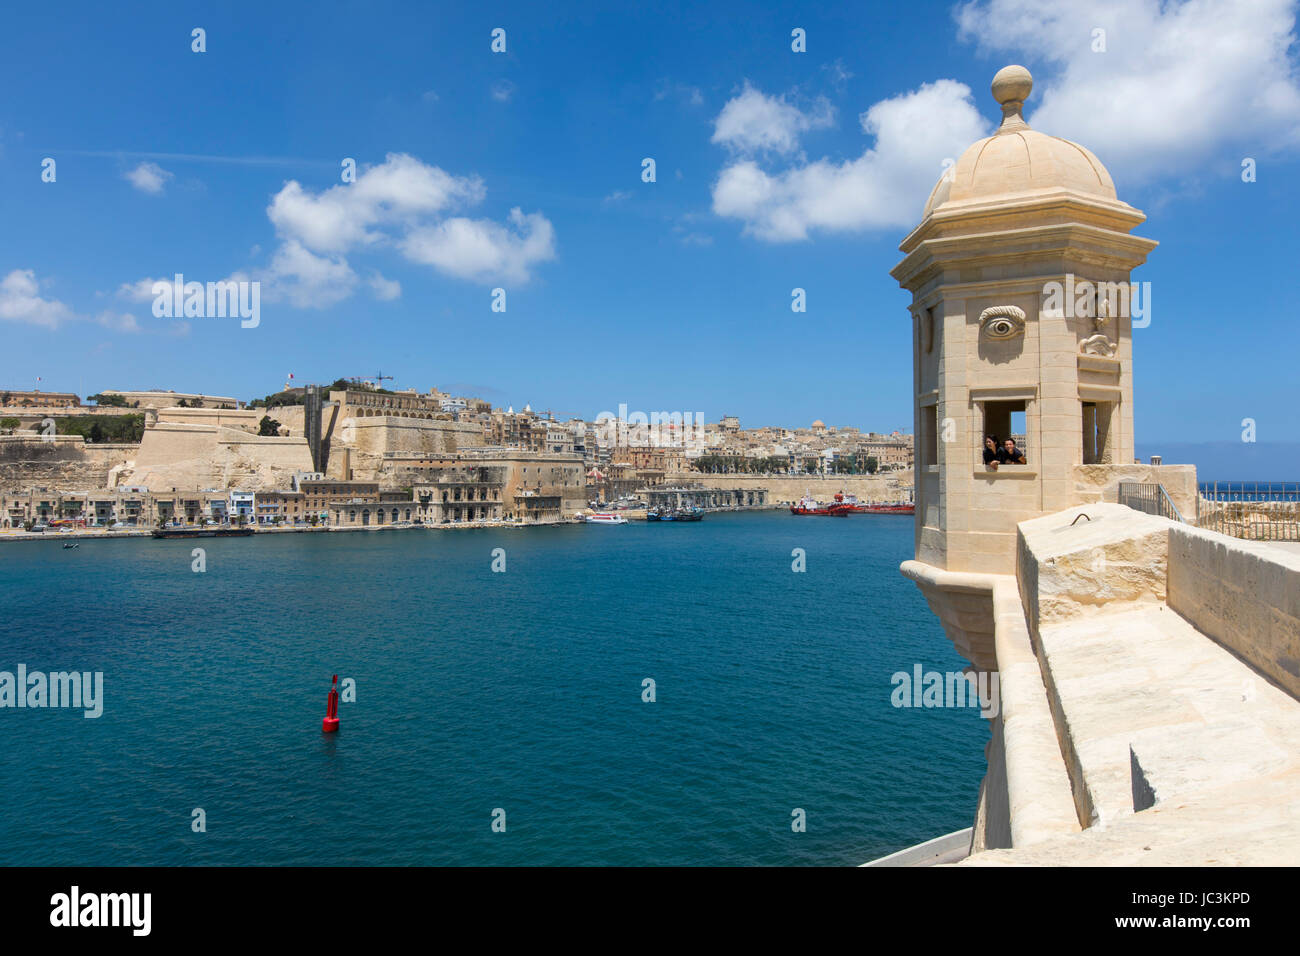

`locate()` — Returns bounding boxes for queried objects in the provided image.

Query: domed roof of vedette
[922,65,1118,218]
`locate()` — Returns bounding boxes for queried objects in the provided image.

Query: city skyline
[2,1,1299,449]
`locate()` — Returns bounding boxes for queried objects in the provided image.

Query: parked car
[31,522,48,532]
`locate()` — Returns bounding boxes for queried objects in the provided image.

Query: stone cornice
[892,221,1159,292]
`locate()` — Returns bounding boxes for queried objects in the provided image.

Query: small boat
[673,507,704,522]
[62,543,79,549]
[583,512,627,525]
[645,509,662,522]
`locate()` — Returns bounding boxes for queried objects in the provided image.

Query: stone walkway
[963,602,1300,864]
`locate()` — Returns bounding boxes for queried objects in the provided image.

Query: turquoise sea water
[0,512,987,866]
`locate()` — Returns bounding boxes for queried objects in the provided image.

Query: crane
[348,371,395,389]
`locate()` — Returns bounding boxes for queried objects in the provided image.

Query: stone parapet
[1168,525,1300,701]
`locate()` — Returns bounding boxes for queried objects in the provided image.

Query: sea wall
[899,561,1080,850]
[1168,525,1300,700]
[668,472,912,503]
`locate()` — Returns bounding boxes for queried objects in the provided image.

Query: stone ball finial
[991,65,1033,107]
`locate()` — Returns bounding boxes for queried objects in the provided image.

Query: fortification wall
[349,416,483,457]
[1168,525,1300,701]
[343,418,484,482]
[127,423,312,490]
[267,405,306,436]
[155,406,260,432]
[0,436,135,489]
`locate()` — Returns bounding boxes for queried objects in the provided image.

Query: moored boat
[830,492,915,515]
[789,494,850,516]
[583,512,627,525]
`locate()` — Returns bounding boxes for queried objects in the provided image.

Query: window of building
[921,405,938,468]
[980,400,1029,464]
[1082,401,1114,465]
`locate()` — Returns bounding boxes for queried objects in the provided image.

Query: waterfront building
[255,490,304,524]
[229,491,255,522]
[383,448,585,520]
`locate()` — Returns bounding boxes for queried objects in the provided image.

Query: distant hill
[1135,442,1300,484]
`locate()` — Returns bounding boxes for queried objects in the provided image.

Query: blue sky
[3,0,1299,456]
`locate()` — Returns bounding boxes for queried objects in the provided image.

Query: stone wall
[155,406,261,432]
[1073,463,1198,522]
[1168,525,1300,700]
[0,436,135,489]
[126,423,313,490]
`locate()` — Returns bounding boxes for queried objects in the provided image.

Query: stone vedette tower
[882,68,1299,865]
[891,65,1156,579]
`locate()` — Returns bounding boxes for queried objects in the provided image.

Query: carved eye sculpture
[979,306,1026,340]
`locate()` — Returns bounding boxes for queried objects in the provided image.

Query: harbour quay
[638,484,770,513]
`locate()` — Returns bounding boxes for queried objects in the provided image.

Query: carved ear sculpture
[978,305,1026,340]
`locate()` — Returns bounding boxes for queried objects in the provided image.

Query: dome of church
[922,65,1117,218]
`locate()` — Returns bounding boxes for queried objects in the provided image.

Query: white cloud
[96,311,141,333]
[268,153,485,255]
[264,153,553,289]
[822,60,855,89]
[401,208,556,284]
[603,190,633,205]
[5,269,149,332]
[711,80,989,240]
[0,269,75,328]
[954,0,1300,180]
[249,240,358,309]
[368,271,401,301]
[711,82,835,155]
[113,154,554,311]
[491,80,516,102]
[117,277,163,303]
[125,161,174,194]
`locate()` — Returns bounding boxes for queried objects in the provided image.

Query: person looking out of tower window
[1001,438,1027,465]
[983,435,1001,470]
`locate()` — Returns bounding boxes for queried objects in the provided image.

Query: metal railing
[1196,481,1300,541]
[1117,481,1186,523]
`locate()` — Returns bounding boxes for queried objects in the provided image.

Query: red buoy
[322,674,340,733]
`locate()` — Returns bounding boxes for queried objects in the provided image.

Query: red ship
[830,492,916,515]
[789,494,851,516]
